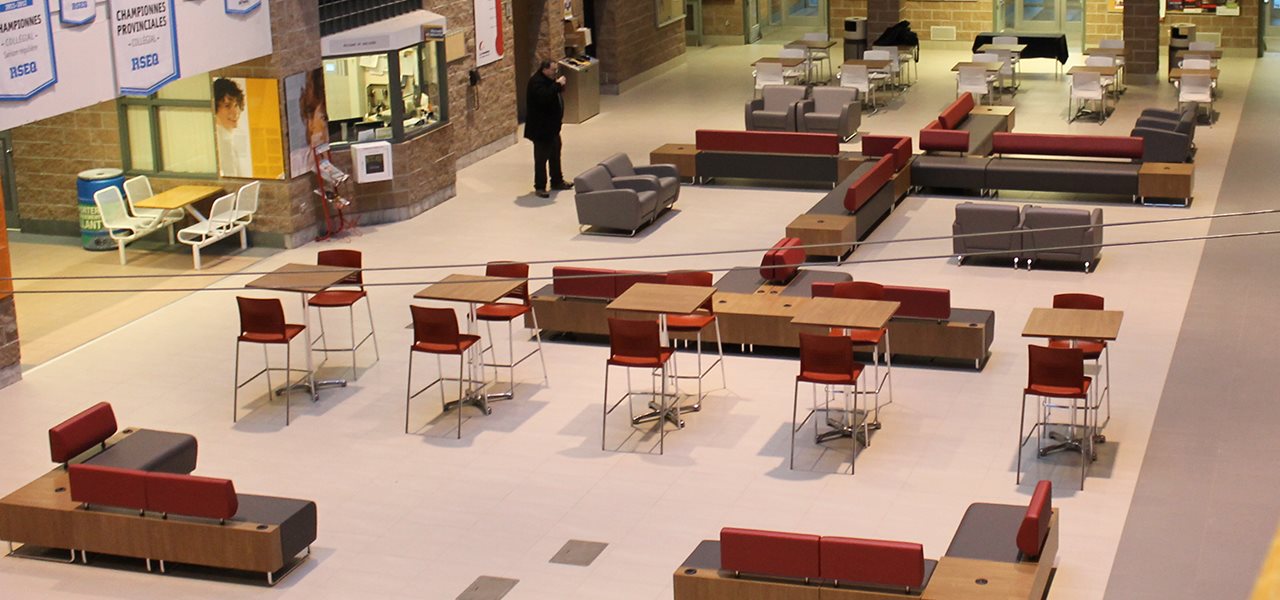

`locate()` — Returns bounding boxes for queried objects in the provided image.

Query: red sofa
[986,131,1144,196]
[550,266,667,299]
[917,93,1008,156]
[49,402,197,474]
[719,527,928,590]
[801,134,912,245]
[695,129,849,186]
[760,237,806,284]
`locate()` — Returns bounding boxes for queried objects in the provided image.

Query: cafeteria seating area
[2,41,1279,600]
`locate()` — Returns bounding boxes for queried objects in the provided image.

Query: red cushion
[476,303,531,320]
[145,472,239,521]
[844,155,894,213]
[307,290,367,307]
[239,324,305,344]
[921,119,943,131]
[760,238,805,283]
[49,402,118,464]
[720,527,821,579]
[696,130,840,156]
[413,335,480,355]
[666,314,715,331]
[938,93,975,130]
[613,271,667,296]
[862,135,913,171]
[992,132,1144,159]
[69,464,148,512]
[891,138,912,171]
[820,536,926,589]
[883,286,951,320]
[552,266,618,299]
[920,128,971,153]
[1018,480,1053,557]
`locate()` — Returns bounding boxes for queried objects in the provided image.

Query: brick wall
[1160,3,1259,49]
[867,0,903,45]
[704,0,745,38]
[829,0,869,39]
[1125,0,1160,75]
[901,0,992,42]
[593,0,687,88]
[1087,4,1125,46]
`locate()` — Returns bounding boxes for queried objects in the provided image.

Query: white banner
[0,0,57,101]
[59,0,93,25]
[473,0,503,67]
[223,0,258,15]
[111,0,178,96]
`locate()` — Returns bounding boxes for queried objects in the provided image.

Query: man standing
[524,60,572,198]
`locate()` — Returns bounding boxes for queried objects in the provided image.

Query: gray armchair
[598,153,679,209]
[745,85,809,132]
[1023,206,1103,272]
[798,87,861,142]
[572,165,660,236]
[1134,107,1196,162]
[952,202,1023,268]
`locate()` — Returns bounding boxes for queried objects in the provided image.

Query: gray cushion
[84,429,197,474]
[599,153,637,178]
[574,166,615,193]
[762,85,807,111]
[957,114,1006,155]
[811,87,857,114]
[985,158,1139,195]
[804,113,840,132]
[946,503,1029,564]
[911,155,991,190]
[233,494,317,563]
[953,202,1022,256]
[751,110,792,130]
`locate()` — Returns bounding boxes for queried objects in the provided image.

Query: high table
[414,274,525,418]
[1169,67,1220,82]
[134,185,225,222]
[786,38,837,83]
[606,283,715,428]
[1022,307,1123,453]
[245,263,358,399]
[791,296,899,441]
[751,57,804,68]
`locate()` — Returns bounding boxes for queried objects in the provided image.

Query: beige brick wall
[902,0,993,42]
[704,0,746,37]
[594,0,687,87]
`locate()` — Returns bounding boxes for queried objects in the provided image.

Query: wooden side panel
[674,568,821,600]
[886,319,989,362]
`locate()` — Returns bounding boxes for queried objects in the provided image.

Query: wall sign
[0,0,58,101]
[473,0,503,67]
[223,0,258,15]
[59,0,94,25]
[111,0,179,96]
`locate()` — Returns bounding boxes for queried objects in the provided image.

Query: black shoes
[534,189,550,198]
[551,181,573,191]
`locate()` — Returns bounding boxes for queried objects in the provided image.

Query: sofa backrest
[760,238,806,284]
[992,132,1144,160]
[50,402,118,464]
[812,282,952,320]
[862,135,913,171]
[821,536,926,590]
[550,266,664,299]
[573,165,616,193]
[1022,205,1098,230]
[598,153,636,178]
[614,272,668,296]
[146,472,239,521]
[763,85,808,111]
[920,126,970,153]
[844,155,894,213]
[1017,480,1053,558]
[812,87,857,114]
[720,527,822,580]
[938,93,976,129]
[69,463,148,512]
[696,130,840,156]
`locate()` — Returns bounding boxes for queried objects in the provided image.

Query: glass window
[158,107,217,174]
[322,40,447,146]
[119,74,217,176]
[125,106,154,172]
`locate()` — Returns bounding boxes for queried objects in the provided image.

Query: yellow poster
[213,77,286,179]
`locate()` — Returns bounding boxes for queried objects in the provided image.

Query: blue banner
[111,0,179,96]
[224,0,259,15]
[59,0,93,25]
[0,0,58,101]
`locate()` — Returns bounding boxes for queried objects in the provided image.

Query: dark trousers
[532,135,564,191]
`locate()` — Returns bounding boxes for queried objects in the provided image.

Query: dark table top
[973,32,1069,63]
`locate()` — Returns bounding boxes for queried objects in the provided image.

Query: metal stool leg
[233,342,241,422]
[404,350,413,433]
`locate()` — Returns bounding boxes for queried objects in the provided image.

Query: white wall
[0,0,273,131]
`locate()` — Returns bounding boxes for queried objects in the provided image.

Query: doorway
[0,133,16,226]
[1265,0,1280,51]
[686,0,702,46]
[752,0,829,44]
[996,0,1084,47]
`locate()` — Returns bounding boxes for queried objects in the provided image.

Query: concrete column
[867,0,901,46]
[1123,0,1160,82]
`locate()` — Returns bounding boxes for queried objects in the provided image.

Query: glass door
[1001,0,1083,46]
[745,0,761,43]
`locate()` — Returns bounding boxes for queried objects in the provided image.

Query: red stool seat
[307,290,367,307]
[476,303,531,320]
[608,349,674,368]
[1048,338,1105,359]
[413,335,480,355]
[667,314,715,330]
[798,364,865,386]
[238,324,305,344]
[1026,377,1091,398]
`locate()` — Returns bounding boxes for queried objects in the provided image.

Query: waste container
[77,168,124,251]
[559,57,600,124]
[1168,23,1195,74]
[844,17,867,60]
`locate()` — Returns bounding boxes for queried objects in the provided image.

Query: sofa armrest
[612,175,661,193]
[633,164,679,180]
[745,99,763,129]
[839,104,859,140]
[575,190,646,230]
[1131,127,1190,163]
[1087,208,1104,260]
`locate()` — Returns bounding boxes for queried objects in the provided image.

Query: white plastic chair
[779,47,809,83]
[992,35,1021,75]
[838,64,877,111]
[122,175,181,243]
[230,180,260,226]
[93,187,162,266]
[802,32,832,82]
[176,194,247,269]
[863,50,894,97]
[872,45,903,88]
[1069,71,1107,125]
[1189,41,1216,51]
[1085,55,1118,94]
[1179,74,1214,128]
[972,53,1004,97]
[754,62,786,96]
[957,66,994,105]
[991,48,1019,90]
[1098,39,1126,85]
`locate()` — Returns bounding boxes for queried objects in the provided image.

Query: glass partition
[322,40,447,146]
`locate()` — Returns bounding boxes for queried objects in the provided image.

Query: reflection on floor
[9,233,275,368]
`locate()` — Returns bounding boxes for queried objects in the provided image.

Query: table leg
[443,302,496,415]
[275,293,346,400]
[631,313,683,428]
[184,205,208,223]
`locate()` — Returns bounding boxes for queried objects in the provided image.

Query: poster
[0,0,57,101]
[474,0,504,67]
[224,0,259,15]
[111,0,179,96]
[284,68,329,178]
[59,0,94,25]
[214,76,285,179]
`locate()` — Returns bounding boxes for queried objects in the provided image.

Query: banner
[111,0,179,96]
[0,0,57,101]
[223,0,258,15]
[473,0,503,67]
[59,0,93,24]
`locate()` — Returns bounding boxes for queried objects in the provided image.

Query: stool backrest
[237,297,286,337]
[411,306,461,345]
[799,332,854,377]
[318,249,364,285]
[831,281,885,301]
[1052,293,1103,310]
[1027,345,1085,390]
[486,261,531,304]
[666,270,714,313]
[608,318,661,360]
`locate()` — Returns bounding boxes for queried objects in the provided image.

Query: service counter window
[322,40,447,146]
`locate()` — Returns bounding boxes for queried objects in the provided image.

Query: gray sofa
[953,202,1023,267]
[598,153,680,209]
[798,87,861,142]
[1023,205,1103,272]
[572,165,661,236]
[1131,107,1196,163]
[745,85,809,132]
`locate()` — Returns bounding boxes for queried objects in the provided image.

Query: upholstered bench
[527,266,667,336]
[910,155,992,193]
[49,402,197,474]
[694,130,849,186]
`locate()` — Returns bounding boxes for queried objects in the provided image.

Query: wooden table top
[1176,49,1224,59]
[1022,307,1124,341]
[1084,47,1126,56]
[953,62,1003,72]
[134,185,225,210]
[922,556,1040,600]
[791,296,899,330]
[245,263,356,294]
[787,39,837,50]
[712,292,806,318]
[842,59,891,69]
[977,43,1028,53]
[1169,68,1220,80]
[753,57,805,67]
[787,213,856,231]
[414,273,524,304]
[1068,65,1120,76]
[1140,161,1195,176]
[607,283,713,316]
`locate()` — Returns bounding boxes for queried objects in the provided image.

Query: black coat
[524,70,564,142]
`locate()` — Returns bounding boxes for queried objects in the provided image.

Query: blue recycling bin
[77,168,125,251]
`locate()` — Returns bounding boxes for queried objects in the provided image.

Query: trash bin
[844,17,867,60]
[77,168,125,251]
[1168,23,1195,74]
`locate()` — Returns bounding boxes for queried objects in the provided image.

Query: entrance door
[1002,0,1083,45]
[745,0,761,43]
[1265,0,1280,50]
[0,133,16,226]
[685,0,702,46]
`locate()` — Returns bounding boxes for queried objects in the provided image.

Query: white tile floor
[0,45,1261,599]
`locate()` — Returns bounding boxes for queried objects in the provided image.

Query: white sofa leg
[117,241,127,266]
[192,246,201,270]
[239,228,247,249]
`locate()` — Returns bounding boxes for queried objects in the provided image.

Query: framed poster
[474,0,504,67]
[59,0,94,25]
[111,0,179,96]
[284,68,329,178]
[213,77,285,179]
[0,0,58,101]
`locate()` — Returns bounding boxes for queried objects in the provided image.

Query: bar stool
[308,250,379,380]
[476,261,547,400]
[664,271,725,412]
[1018,345,1092,490]
[791,333,866,474]
[602,317,679,454]
[233,297,310,426]
[1048,293,1110,440]
[405,306,481,438]
[827,281,893,426]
